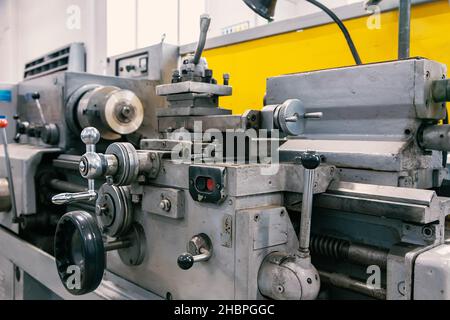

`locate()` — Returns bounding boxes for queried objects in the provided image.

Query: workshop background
[2,0,447,114]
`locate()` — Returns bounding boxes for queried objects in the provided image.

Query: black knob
[13,114,20,121]
[54,211,105,295]
[31,92,40,100]
[299,152,322,170]
[177,253,195,270]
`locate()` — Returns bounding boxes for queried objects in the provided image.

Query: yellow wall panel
[203,0,450,115]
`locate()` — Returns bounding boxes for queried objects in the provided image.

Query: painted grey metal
[180,0,434,54]
[267,59,447,132]
[414,244,450,299]
[272,59,447,187]
[107,43,179,84]
[0,254,14,299]
[141,185,185,219]
[17,71,165,151]
[0,144,60,232]
[316,181,450,224]
[422,125,450,151]
[0,84,17,143]
[137,160,335,197]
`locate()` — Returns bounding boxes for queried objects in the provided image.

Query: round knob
[81,127,101,145]
[300,152,322,170]
[177,253,195,270]
[54,211,105,295]
[0,117,7,129]
[31,92,40,100]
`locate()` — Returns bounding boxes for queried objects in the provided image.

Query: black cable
[305,0,362,65]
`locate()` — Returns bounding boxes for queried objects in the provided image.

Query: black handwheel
[54,211,105,295]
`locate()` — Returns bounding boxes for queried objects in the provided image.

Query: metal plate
[141,186,185,219]
[156,81,232,96]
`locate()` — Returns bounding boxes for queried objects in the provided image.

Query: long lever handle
[297,151,322,257]
[193,14,211,65]
[0,116,20,223]
[52,127,101,205]
[32,92,46,124]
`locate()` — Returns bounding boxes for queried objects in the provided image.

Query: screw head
[160,199,171,212]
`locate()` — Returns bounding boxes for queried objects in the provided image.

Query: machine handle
[32,91,47,124]
[193,14,211,65]
[52,190,97,205]
[177,249,212,270]
[0,116,20,223]
[297,151,322,257]
[54,210,139,295]
[54,211,106,295]
[177,234,212,270]
[52,127,101,205]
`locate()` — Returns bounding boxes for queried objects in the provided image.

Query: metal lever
[52,127,100,205]
[177,234,213,270]
[297,151,322,257]
[32,92,46,124]
[0,116,20,223]
[193,14,211,65]
[285,112,323,122]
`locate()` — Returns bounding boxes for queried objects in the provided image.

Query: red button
[0,118,8,128]
[206,178,215,192]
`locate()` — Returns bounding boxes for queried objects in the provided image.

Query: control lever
[32,92,46,124]
[0,116,20,223]
[51,127,100,205]
[297,151,322,257]
[193,14,211,65]
[177,234,213,270]
[257,152,322,300]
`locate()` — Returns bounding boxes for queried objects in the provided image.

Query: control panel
[107,43,179,83]
[117,53,149,78]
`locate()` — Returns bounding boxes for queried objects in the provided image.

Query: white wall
[107,0,205,57]
[107,0,366,57]
[0,0,17,83]
[0,0,107,83]
[0,0,366,82]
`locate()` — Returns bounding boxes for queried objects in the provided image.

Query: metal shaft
[1,128,18,222]
[398,0,411,59]
[35,99,46,124]
[104,240,131,252]
[319,270,386,300]
[299,168,315,253]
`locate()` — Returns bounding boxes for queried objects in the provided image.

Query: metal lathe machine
[1,14,450,300]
